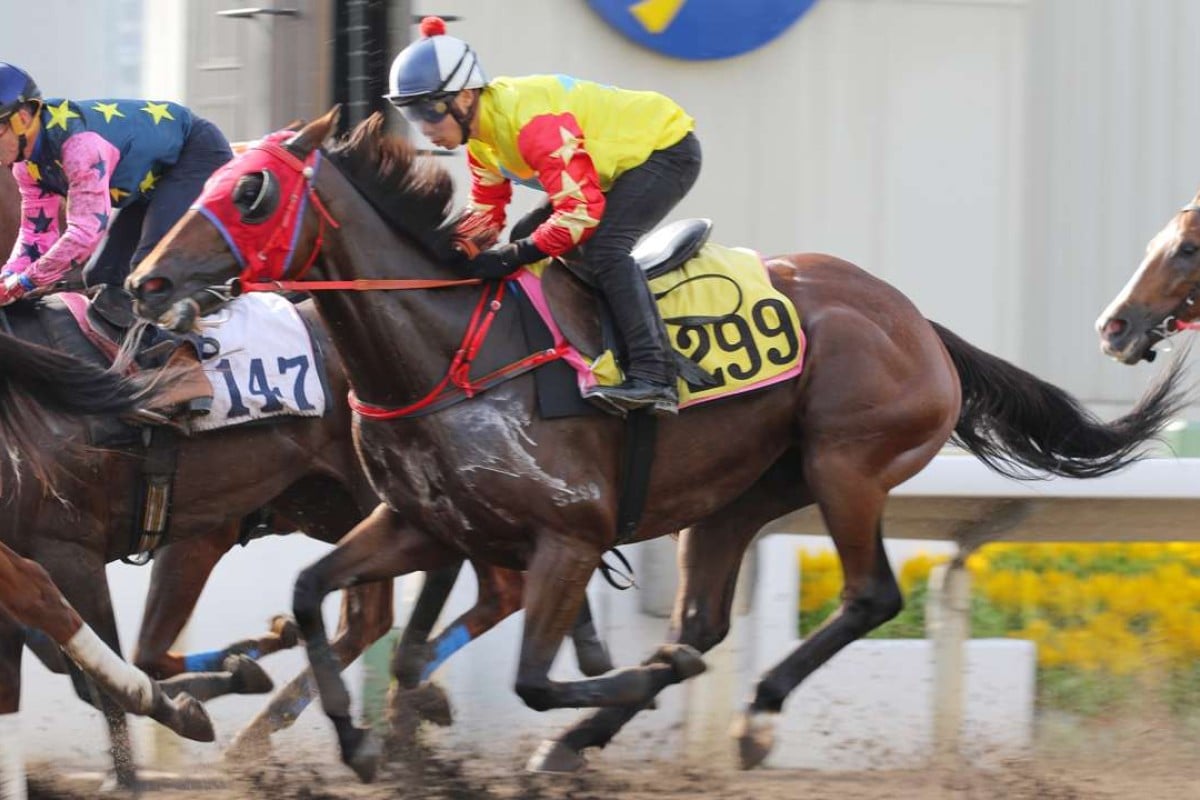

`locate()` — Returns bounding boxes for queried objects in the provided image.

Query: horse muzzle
[1097,310,1162,364]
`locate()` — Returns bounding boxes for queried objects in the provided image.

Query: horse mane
[322,113,458,258]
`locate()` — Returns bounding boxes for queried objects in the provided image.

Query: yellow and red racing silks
[464,75,694,257]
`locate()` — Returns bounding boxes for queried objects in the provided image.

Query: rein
[221,139,568,419]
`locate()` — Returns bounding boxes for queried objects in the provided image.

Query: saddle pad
[517,242,806,409]
[190,293,328,432]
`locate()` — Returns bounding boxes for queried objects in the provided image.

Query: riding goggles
[392,95,453,124]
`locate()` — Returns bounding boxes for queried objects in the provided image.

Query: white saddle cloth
[190,293,328,433]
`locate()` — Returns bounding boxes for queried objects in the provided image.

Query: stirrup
[122,408,189,433]
[584,380,678,415]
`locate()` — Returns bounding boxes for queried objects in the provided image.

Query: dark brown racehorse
[128,108,1186,781]
[0,179,614,782]
[1096,189,1200,362]
[0,318,613,791]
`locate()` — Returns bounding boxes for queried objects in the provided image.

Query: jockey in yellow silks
[386,16,701,414]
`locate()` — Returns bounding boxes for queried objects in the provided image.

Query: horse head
[128,107,343,325]
[1097,194,1200,363]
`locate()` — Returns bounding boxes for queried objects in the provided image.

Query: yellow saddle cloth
[591,242,806,408]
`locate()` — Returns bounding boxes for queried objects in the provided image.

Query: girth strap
[121,426,180,566]
[615,409,658,546]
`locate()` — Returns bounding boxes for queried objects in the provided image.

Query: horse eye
[232,170,279,224]
[1179,242,1199,258]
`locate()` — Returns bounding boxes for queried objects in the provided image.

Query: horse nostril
[1103,318,1128,339]
[137,276,172,301]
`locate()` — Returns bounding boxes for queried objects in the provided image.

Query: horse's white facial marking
[1097,220,1181,331]
[453,400,601,508]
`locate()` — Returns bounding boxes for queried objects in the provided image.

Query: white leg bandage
[0,712,26,800]
[63,624,155,714]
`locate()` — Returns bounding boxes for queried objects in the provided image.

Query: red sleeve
[515,113,605,256]
[466,149,511,231]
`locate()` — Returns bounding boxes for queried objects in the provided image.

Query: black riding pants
[514,132,702,384]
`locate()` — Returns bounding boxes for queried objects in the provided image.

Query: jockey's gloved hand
[465,238,547,279]
[0,272,34,306]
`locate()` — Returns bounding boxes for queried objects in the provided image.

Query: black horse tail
[0,329,149,417]
[0,328,151,490]
[930,320,1189,479]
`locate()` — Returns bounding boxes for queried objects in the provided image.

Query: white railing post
[926,556,972,767]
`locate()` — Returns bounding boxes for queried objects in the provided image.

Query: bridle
[183,133,568,419]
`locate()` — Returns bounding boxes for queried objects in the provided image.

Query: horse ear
[285,106,342,157]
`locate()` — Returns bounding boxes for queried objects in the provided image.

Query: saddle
[5,292,200,563]
[540,218,718,390]
[54,287,214,428]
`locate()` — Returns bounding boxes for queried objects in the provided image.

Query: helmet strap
[9,102,38,162]
[449,91,479,146]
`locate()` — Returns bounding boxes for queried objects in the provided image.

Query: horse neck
[309,167,475,408]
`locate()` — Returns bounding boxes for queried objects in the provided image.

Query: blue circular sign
[585,0,819,61]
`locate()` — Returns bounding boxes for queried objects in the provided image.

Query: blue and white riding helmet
[385,16,488,109]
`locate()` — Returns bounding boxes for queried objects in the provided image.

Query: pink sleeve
[3,162,63,275]
[12,132,119,288]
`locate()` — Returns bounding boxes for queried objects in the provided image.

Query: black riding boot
[584,264,678,414]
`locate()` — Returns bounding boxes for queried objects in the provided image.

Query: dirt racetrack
[24,719,1200,800]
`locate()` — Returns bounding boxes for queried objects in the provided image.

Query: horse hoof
[173,692,216,742]
[654,644,707,680]
[411,682,453,727]
[525,739,586,773]
[269,614,302,648]
[730,710,775,770]
[346,729,384,783]
[225,655,274,694]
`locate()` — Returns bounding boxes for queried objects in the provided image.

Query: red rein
[203,133,567,419]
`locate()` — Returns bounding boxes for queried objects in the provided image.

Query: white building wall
[421,0,1030,362]
[1022,0,1200,411]
[0,1,142,98]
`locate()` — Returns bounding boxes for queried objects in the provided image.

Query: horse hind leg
[292,504,459,782]
[734,458,901,769]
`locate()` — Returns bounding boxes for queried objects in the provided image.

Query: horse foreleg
[293,504,458,783]
[511,534,664,715]
[225,579,393,762]
[0,612,27,800]
[32,543,139,791]
[0,543,214,747]
[390,562,465,689]
[569,597,615,677]
[387,561,521,739]
[133,522,240,677]
[531,458,810,772]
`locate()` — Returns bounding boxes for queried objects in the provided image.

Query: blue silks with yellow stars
[25,98,194,208]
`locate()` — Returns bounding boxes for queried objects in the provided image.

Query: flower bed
[799,543,1200,715]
